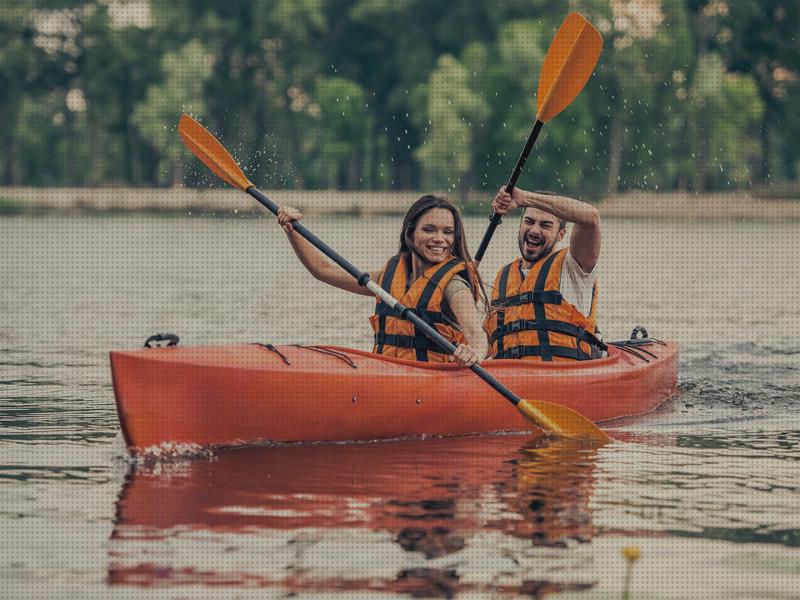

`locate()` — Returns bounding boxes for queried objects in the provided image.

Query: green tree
[0,1,77,184]
[584,0,695,194]
[688,53,763,190]
[332,0,550,188]
[462,17,600,196]
[713,0,800,182]
[1,0,798,192]
[77,5,161,184]
[416,55,489,195]
[131,39,213,185]
[308,76,370,188]
[148,0,329,187]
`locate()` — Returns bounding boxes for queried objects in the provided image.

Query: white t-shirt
[520,251,596,316]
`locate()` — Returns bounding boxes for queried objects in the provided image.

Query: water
[1,214,799,598]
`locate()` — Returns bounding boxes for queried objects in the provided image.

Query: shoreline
[1,187,799,220]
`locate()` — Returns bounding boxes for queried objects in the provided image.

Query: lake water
[1,214,799,599]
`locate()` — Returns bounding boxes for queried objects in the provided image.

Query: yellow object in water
[623,545,642,561]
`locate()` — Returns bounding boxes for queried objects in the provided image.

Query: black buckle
[518,291,533,304]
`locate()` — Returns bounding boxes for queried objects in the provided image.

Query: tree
[713,0,800,182]
[131,40,213,186]
[688,53,763,190]
[0,1,77,184]
[416,54,489,195]
[77,5,161,184]
[585,0,695,194]
[309,76,370,188]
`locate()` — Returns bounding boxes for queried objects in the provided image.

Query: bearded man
[483,187,606,361]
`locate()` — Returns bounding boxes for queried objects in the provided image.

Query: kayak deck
[110,341,678,451]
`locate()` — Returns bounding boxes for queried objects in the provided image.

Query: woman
[277,194,488,366]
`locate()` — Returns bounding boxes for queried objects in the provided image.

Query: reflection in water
[488,437,597,547]
[109,434,599,596]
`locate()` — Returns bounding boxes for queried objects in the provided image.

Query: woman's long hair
[399,194,488,310]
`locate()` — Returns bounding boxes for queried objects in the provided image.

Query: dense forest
[1,0,798,197]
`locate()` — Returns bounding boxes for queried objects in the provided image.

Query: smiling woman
[277,194,489,366]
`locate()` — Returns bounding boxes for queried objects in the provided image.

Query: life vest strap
[494,344,591,361]
[374,302,445,326]
[490,290,563,308]
[490,318,607,350]
[373,332,444,353]
[375,255,402,354]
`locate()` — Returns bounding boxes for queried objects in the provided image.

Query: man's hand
[492,187,518,215]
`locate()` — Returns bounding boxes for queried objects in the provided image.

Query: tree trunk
[2,134,12,185]
[347,154,361,189]
[127,123,141,186]
[759,118,770,183]
[606,114,623,196]
[171,159,184,188]
[1,103,20,185]
[693,111,707,193]
[362,125,373,190]
[4,138,20,185]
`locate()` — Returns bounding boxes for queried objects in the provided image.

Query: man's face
[517,207,565,267]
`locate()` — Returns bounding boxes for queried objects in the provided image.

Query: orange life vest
[483,248,605,361]
[369,253,469,363]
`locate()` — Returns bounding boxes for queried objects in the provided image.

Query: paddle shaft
[474,119,544,262]
[246,185,522,408]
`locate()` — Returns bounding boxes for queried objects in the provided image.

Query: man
[483,187,606,361]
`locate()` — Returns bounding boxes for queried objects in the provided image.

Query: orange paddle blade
[536,12,603,123]
[178,114,253,191]
[516,398,611,443]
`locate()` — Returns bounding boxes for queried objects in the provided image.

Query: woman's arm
[448,288,489,366]
[278,206,378,296]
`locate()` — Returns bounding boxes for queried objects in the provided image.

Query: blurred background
[1,0,798,204]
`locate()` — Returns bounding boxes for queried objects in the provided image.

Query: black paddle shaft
[474,119,544,262]
[247,186,523,408]
[395,310,522,408]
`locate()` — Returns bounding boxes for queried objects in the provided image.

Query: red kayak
[110,337,678,452]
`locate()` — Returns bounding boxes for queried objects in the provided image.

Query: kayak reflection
[109,434,600,595]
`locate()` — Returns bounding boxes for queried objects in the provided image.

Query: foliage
[308,76,370,187]
[416,54,489,194]
[0,0,796,196]
[688,53,764,189]
[131,40,213,185]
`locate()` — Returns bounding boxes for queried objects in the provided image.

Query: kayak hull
[110,341,678,451]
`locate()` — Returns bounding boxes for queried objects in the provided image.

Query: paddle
[178,114,610,443]
[474,12,603,261]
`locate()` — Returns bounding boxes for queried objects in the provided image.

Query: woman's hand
[451,343,481,367]
[277,206,303,233]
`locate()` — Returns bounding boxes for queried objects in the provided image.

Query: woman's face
[411,207,456,264]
